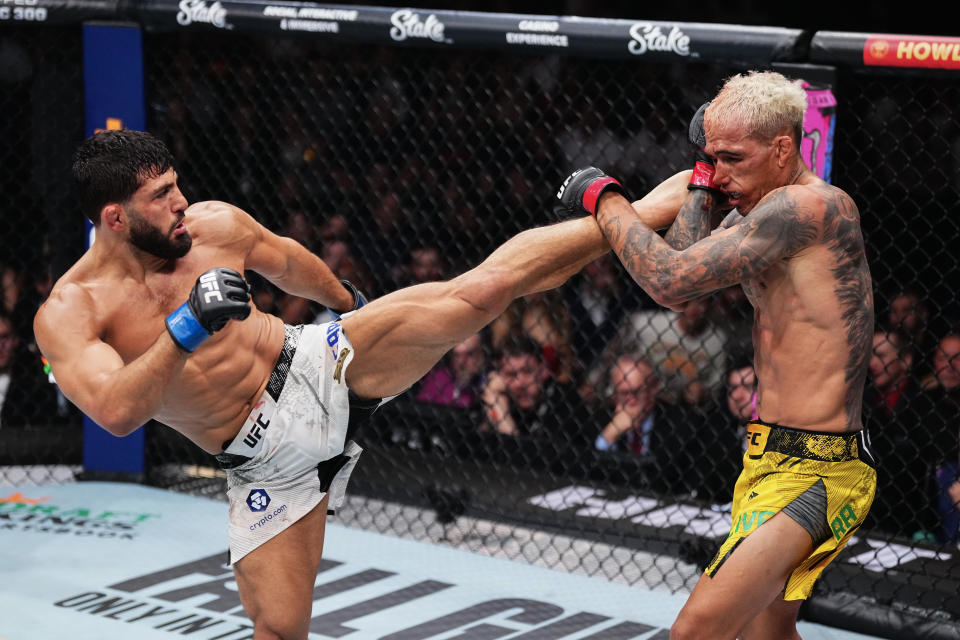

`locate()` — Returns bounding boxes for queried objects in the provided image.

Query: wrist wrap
[582,177,624,216]
[688,160,718,191]
[166,301,211,352]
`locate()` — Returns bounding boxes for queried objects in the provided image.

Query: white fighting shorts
[216,322,362,564]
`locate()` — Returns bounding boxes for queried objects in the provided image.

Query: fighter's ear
[775,135,794,167]
[101,203,124,231]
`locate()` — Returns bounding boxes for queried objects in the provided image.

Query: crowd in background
[4,229,959,544]
[2,29,959,548]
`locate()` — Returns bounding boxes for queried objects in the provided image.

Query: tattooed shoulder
[744,186,820,257]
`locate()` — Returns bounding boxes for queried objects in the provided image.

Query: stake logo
[176,0,231,29]
[628,22,691,56]
[389,9,450,43]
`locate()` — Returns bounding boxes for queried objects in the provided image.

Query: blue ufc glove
[327,279,367,321]
[166,268,251,352]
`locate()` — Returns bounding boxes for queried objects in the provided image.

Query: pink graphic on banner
[801,82,837,183]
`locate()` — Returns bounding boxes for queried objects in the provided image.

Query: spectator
[0,311,17,427]
[490,291,576,385]
[352,191,409,296]
[480,335,583,445]
[281,209,319,254]
[594,354,661,454]
[2,263,23,314]
[935,448,960,545]
[925,332,960,542]
[885,288,934,380]
[930,332,960,394]
[318,239,374,307]
[865,329,938,538]
[317,212,349,245]
[709,286,753,362]
[864,329,921,424]
[416,332,487,409]
[696,361,759,501]
[0,310,64,428]
[725,361,758,426]
[395,244,447,288]
[564,254,631,372]
[589,295,728,405]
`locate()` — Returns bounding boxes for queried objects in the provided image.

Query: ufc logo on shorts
[199,272,224,304]
[242,413,271,448]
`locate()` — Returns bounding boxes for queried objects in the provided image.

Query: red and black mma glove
[555,167,630,220]
[165,267,252,352]
[687,101,721,195]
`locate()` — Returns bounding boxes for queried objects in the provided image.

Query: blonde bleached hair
[707,70,808,147]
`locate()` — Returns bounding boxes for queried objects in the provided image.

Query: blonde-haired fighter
[556,71,876,640]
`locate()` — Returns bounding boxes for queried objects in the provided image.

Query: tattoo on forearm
[603,188,817,302]
[664,191,714,251]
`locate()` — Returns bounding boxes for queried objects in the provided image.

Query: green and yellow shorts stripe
[705,421,877,601]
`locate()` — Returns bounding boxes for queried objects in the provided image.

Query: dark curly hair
[71,129,175,224]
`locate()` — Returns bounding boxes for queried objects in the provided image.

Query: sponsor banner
[0,0,117,24]
[0,486,161,540]
[813,31,960,71]
[130,0,803,64]
[863,35,960,70]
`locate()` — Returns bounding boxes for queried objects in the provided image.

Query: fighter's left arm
[597,186,819,307]
[210,202,354,311]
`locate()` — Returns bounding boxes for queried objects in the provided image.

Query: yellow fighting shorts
[705,420,876,600]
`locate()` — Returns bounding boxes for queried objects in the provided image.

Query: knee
[670,611,714,640]
[252,614,309,640]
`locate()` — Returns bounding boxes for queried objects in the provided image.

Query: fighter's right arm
[33,285,188,436]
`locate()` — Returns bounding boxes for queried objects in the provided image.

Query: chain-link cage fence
[2,14,960,637]
[136,31,960,625]
[0,26,85,482]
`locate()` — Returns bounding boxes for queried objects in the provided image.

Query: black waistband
[215,324,302,467]
[265,324,302,402]
[750,421,869,463]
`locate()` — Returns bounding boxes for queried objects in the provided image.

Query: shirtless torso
[736,178,873,433]
[598,159,872,437]
[35,189,350,454]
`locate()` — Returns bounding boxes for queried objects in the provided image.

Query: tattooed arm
[663,189,722,250]
[597,186,819,307]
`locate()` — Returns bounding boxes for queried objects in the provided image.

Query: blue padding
[82,23,147,474]
[165,302,209,352]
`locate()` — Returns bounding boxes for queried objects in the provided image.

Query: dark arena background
[2,3,959,638]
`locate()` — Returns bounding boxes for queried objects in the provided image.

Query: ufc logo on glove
[199,272,224,303]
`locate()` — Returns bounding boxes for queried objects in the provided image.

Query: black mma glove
[555,167,630,220]
[687,101,720,194]
[165,267,251,352]
[327,279,368,321]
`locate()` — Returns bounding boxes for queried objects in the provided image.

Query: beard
[128,212,192,260]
